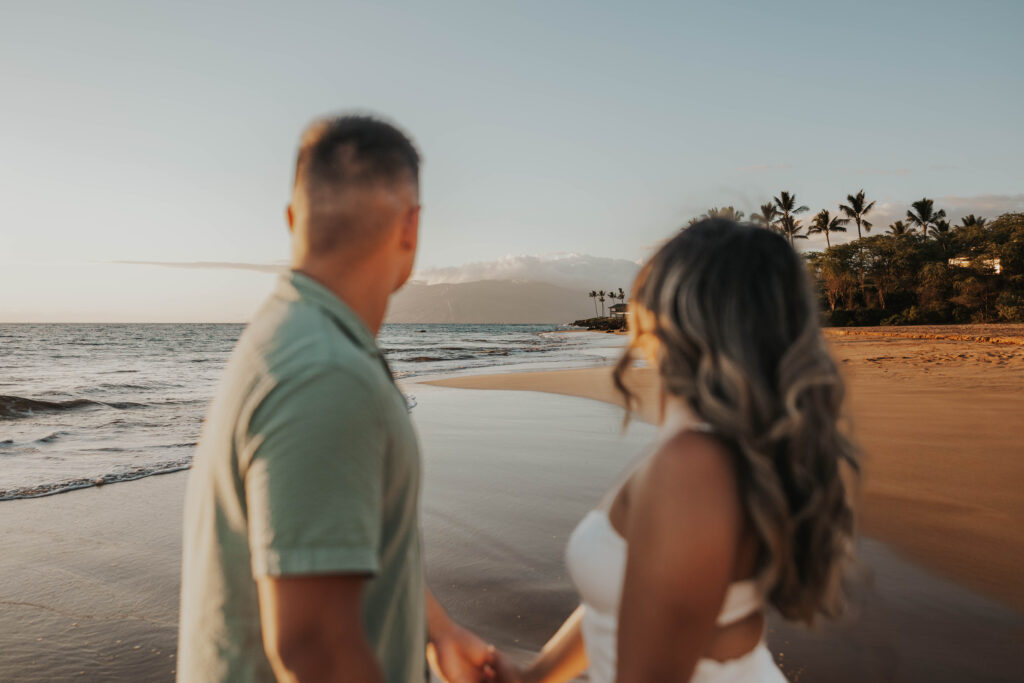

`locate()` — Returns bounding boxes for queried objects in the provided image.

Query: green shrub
[995,291,1024,322]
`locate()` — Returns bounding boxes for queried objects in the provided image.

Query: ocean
[0,323,622,501]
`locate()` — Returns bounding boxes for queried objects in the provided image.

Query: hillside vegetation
[807,212,1024,325]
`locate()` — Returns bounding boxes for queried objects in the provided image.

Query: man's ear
[286,204,295,234]
[399,205,420,252]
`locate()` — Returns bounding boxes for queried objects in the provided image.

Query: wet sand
[428,329,1024,614]
[0,387,654,680]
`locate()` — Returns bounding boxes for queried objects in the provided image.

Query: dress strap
[716,580,763,626]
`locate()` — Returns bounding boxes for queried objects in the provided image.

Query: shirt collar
[277,270,382,359]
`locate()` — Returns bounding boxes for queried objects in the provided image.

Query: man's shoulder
[242,292,382,382]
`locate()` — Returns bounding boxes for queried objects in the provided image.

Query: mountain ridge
[385,279,606,324]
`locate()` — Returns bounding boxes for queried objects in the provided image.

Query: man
[178,115,495,682]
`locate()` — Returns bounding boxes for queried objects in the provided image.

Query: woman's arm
[615,432,744,683]
[518,605,588,683]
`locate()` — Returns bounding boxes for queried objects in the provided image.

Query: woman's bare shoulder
[633,429,741,517]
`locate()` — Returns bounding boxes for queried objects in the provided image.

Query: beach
[0,386,656,680]
[2,327,1023,681]
[430,327,1024,613]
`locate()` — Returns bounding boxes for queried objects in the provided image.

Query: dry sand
[429,326,1024,614]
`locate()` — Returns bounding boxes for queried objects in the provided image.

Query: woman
[505,219,858,682]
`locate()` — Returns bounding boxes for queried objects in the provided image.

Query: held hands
[426,623,529,683]
[427,621,497,683]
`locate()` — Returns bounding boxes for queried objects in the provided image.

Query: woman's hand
[496,605,588,683]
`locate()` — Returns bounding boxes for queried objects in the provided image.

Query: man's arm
[243,369,386,679]
[257,574,383,683]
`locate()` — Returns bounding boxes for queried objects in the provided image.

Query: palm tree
[906,198,947,238]
[931,219,953,255]
[772,191,809,245]
[838,189,876,239]
[960,214,987,228]
[777,215,807,245]
[598,290,607,316]
[688,206,746,225]
[588,290,599,316]
[750,203,780,233]
[887,220,912,236]
[807,210,849,248]
[606,287,621,315]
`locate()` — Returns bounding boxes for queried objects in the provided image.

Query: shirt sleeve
[242,366,386,578]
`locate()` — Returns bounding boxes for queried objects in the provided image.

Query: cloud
[865,193,1024,231]
[112,255,643,292]
[413,253,642,291]
[114,260,286,273]
[801,193,1024,250]
[939,193,1024,216]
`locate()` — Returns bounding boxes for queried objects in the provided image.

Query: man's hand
[427,621,496,683]
[489,649,526,683]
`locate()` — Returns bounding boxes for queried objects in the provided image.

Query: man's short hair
[294,114,420,193]
[292,114,420,255]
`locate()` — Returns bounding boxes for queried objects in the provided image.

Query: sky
[2,0,1023,321]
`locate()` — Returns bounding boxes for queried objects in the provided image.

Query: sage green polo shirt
[178,271,425,683]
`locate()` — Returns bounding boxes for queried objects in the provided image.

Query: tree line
[588,288,626,317]
[687,193,1024,325]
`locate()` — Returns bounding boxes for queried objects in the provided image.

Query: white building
[948,256,1002,274]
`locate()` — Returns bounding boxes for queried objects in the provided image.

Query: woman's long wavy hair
[614,219,858,623]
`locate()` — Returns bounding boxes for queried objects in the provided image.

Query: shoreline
[4,323,1023,681]
[426,331,1024,614]
[4,383,1022,682]
[0,464,192,502]
[7,323,1018,504]
[0,328,624,504]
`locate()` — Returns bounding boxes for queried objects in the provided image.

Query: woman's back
[566,421,786,683]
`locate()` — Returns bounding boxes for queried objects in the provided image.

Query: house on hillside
[609,303,629,319]
[948,256,1002,274]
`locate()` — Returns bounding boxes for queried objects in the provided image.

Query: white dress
[565,508,788,683]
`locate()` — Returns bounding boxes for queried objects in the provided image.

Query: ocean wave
[91,381,169,391]
[88,441,195,453]
[35,430,70,444]
[0,459,192,501]
[384,345,483,353]
[0,394,146,419]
